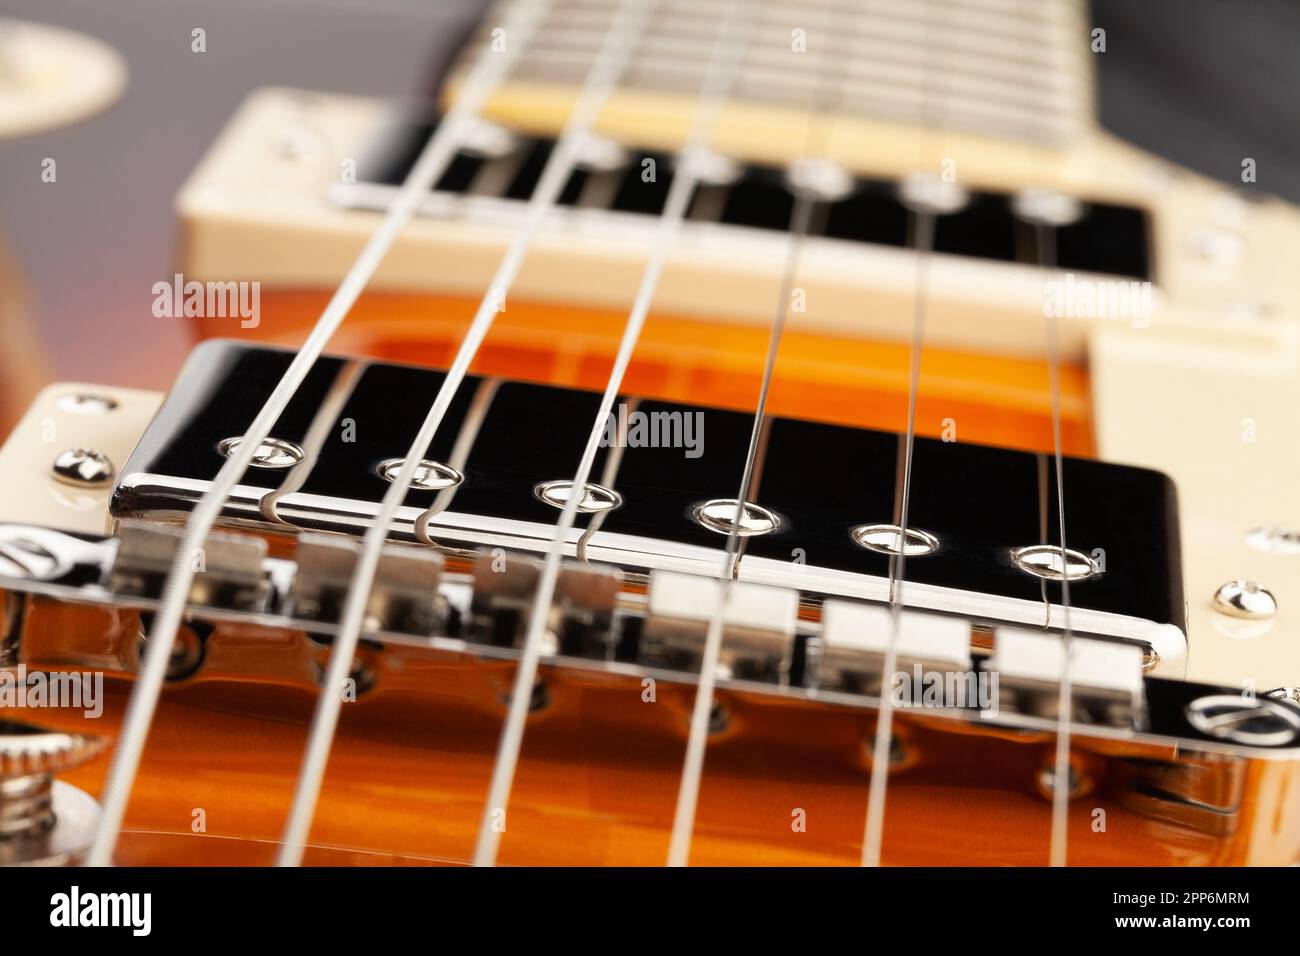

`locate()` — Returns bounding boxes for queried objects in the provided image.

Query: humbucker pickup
[109,341,1187,674]
[333,106,1153,281]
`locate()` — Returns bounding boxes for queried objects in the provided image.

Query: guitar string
[665,195,817,868]
[1040,220,1076,868]
[860,0,952,868]
[471,0,754,869]
[859,207,936,868]
[665,4,850,869]
[86,0,553,867]
[274,0,658,867]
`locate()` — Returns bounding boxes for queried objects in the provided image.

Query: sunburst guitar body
[3,0,1300,869]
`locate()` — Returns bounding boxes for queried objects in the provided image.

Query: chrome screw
[51,448,114,488]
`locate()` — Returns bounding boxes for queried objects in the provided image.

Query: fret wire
[860,207,936,868]
[1041,220,1075,868]
[273,0,657,868]
[471,0,755,869]
[665,4,847,869]
[84,0,553,868]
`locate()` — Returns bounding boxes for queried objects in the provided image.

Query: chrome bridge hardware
[0,523,1294,761]
[468,551,622,657]
[1117,751,1247,837]
[286,532,445,636]
[640,570,797,684]
[810,600,972,699]
[110,341,1190,677]
[107,519,269,612]
[990,628,1146,728]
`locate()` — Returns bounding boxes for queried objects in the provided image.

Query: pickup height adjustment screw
[51,448,114,488]
[1212,580,1276,620]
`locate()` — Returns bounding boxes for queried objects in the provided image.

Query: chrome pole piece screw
[1012,188,1084,228]
[376,458,463,491]
[51,448,114,488]
[691,499,780,537]
[898,172,969,216]
[217,436,305,469]
[535,479,622,514]
[1212,580,1277,620]
[850,523,939,557]
[1012,544,1099,582]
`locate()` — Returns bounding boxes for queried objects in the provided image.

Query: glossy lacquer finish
[23,597,1300,867]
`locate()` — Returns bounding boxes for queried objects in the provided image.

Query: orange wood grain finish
[194,290,1094,456]
[23,599,1296,867]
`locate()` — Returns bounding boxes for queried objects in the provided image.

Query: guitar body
[4,0,1300,870]
[25,604,1295,866]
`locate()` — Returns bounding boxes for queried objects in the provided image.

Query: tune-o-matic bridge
[110,341,1187,673]
[0,520,1293,760]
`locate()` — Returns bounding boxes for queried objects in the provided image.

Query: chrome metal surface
[897,172,968,216]
[287,532,444,636]
[690,498,779,537]
[1211,580,1277,620]
[217,436,305,470]
[377,457,464,491]
[1246,526,1300,555]
[1012,544,1099,582]
[0,719,105,865]
[468,551,622,657]
[534,479,622,514]
[991,627,1146,727]
[0,523,1289,759]
[1013,188,1084,228]
[107,344,1189,674]
[51,448,114,488]
[1185,694,1300,747]
[55,393,118,415]
[850,523,938,557]
[785,157,855,202]
[811,600,970,696]
[642,569,797,683]
[108,519,269,611]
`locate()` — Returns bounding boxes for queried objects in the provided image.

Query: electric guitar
[3,0,1299,867]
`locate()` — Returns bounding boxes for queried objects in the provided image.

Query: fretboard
[481,0,1095,148]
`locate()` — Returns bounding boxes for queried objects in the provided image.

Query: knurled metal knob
[0,718,104,777]
[0,718,106,865]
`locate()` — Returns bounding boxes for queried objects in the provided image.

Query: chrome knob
[0,718,105,866]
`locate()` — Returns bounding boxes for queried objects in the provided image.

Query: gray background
[1,0,1297,391]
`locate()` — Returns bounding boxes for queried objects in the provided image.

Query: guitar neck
[453,0,1097,182]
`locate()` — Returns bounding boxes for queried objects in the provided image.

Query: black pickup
[112,341,1185,646]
